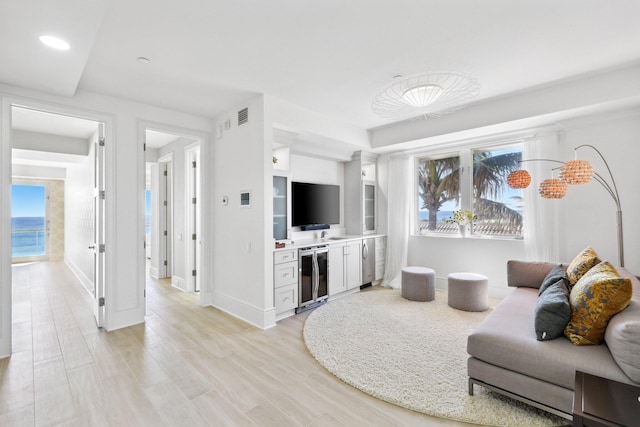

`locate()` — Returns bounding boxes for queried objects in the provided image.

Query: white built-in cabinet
[273,173,290,241]
[328,240,363,296]
[345,151,379,235]
[273,249,298,318]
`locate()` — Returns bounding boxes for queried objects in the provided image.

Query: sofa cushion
[507,260,556,289]
[534,279,571,341]
[605,268,640,383]
[468,287,631,389]
[564,261,632,346]
[566,246,601,286]
[538,264,568,296]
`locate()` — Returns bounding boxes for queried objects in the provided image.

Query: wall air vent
[238,107,249,125]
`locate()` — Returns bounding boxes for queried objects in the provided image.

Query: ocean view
[12,216,46,257]
[418,210,454,222]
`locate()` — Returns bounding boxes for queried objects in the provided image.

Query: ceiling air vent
[238,107,249,125]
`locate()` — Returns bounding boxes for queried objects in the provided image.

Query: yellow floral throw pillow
[566,246,601,286]
[564,261,632,346]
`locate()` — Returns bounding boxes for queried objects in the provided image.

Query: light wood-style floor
[2,261,477,426]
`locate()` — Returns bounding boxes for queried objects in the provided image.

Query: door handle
[88,245,96,250]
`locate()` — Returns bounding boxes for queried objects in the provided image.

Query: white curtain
[523,132,562,262]
[382,153,411,289]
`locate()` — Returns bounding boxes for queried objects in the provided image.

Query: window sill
[411,232,524,242]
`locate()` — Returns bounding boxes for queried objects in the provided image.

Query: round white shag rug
[303,289,566,427]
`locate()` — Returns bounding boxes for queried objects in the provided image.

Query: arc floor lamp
[507,145,624,267]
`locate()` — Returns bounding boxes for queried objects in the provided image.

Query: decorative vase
[458,224,469,237]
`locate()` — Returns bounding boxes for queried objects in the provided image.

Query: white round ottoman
[401,267,435,302]
[447,272,489,311]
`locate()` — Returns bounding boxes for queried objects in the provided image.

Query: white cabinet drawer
[274,261,298,288]
[274,250,297,264]
[275,283,297,314]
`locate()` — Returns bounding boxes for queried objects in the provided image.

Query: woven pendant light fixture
[538,178,567,199]
[506,169,531,189]
[561,159,593,184]
[507,145,624,266]
[372,72,480,121]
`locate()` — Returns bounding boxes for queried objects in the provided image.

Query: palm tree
[473,151,523,233]
[417,157,460,230]
[417,150,523,233]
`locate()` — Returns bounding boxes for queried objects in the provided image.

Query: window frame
[414,142,523,240]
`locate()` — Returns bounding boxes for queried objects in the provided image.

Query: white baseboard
[171,275,186,292]
[149,266,160,279]
[64,258,93,295]
[210,290,276,330]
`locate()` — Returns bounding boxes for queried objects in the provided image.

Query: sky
[11,184,46,217]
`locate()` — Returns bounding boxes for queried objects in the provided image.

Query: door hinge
[163,170,168,176]
[99,137,105,147]
[144,289,146,298]
[99,190,106,200]
[143,241,146,249]
[163,230,167,236]
[192,161,197,168]
[163,200,168,206]
[192,233,196,240]
[192,269,197,277]
[99,297,105,307]
[143,143,146,151]
[164,260,168,266]
[99,244,106,253]
[192,197,197,204]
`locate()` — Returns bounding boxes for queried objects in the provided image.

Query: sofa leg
[468,378,474,396]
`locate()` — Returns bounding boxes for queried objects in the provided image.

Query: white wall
[211,95,272,328]
[558,110,640,273]
[393,108,640,299]
[1,84,213,358]
[64,142,94,291]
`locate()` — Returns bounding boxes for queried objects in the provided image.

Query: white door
[92,123,106,327]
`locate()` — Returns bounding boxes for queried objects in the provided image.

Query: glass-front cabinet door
[363,180,376,233]
[273,175,288,240]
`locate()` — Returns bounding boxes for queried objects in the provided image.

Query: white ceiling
[12,107,99,139]
[1,0,640,132]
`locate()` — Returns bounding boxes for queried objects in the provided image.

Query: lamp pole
[574,145,624,267]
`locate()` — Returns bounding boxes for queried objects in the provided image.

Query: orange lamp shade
[538,178,567,199]
[507,170,531,189]
[561,160,593,185]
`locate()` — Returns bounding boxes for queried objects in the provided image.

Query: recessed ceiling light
[39,35,71,51]
[137,57,151,64]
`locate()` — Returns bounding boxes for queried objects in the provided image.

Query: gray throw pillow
[538,264,567,296]
[534,279,571,341]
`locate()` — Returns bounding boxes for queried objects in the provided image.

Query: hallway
[1,261,462,426]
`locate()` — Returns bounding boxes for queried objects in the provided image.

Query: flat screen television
[292,182,340,227]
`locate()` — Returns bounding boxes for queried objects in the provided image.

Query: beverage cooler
[296,245,329,313]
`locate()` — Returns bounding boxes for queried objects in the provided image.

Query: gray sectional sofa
[467,260,640,419]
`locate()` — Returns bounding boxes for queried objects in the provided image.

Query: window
[416,143,523,238]
[472,146,523,237]
[416,154,460,234]
[11,184,48,258]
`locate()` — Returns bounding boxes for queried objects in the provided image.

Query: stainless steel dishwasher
[362,237,376,287]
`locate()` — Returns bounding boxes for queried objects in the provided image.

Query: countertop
[274,234,386,251]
